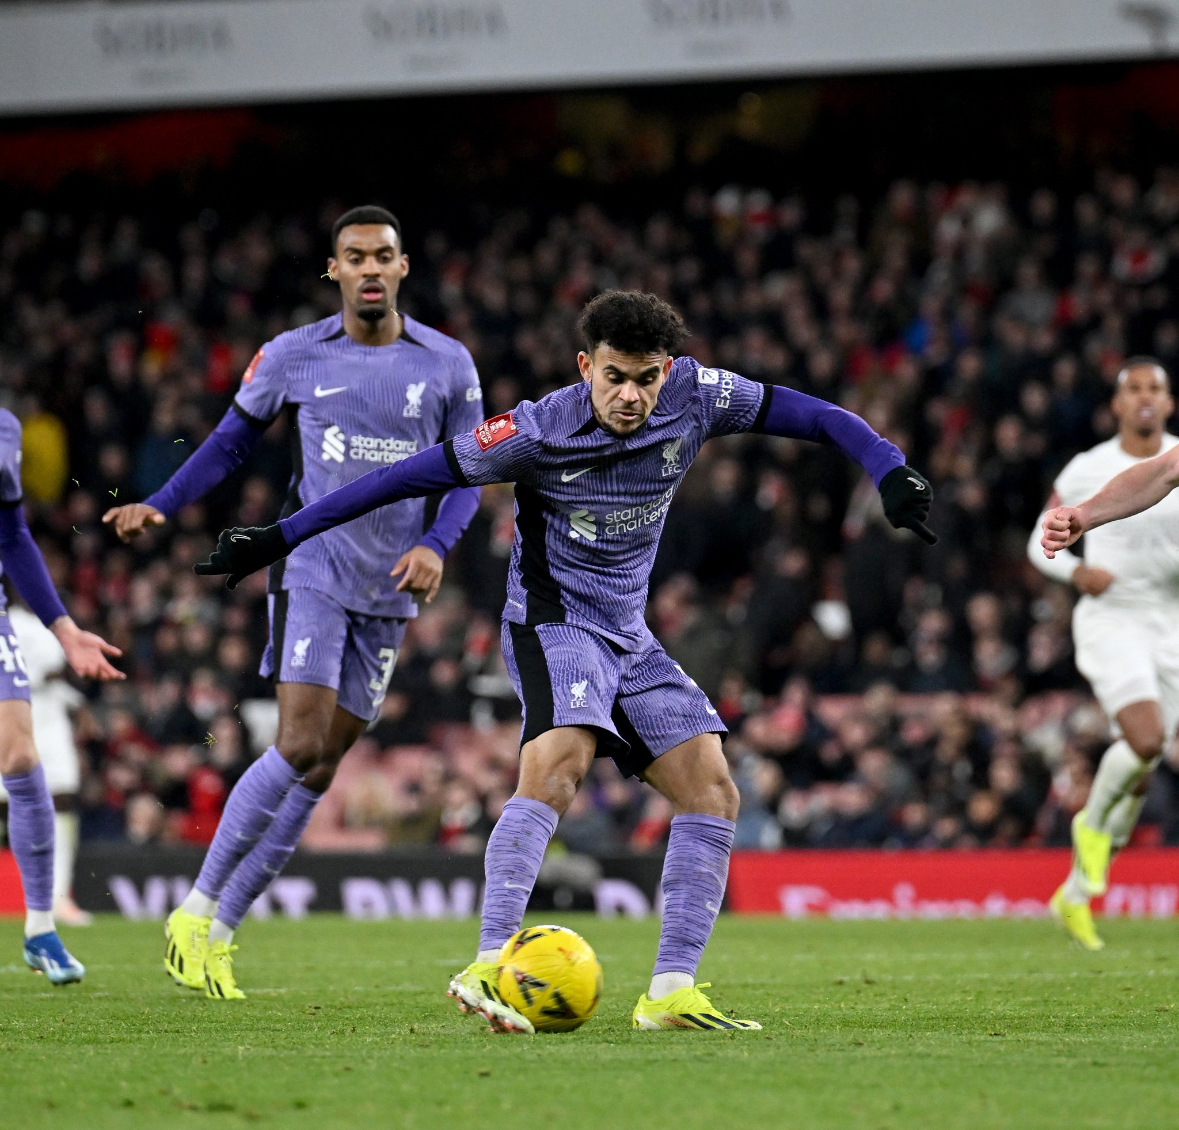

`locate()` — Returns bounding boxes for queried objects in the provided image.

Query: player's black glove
[194,524,289,589]
[878,465,938,545]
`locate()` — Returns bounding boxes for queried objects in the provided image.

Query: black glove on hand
[878,465,938,545]
[194,524,289,589]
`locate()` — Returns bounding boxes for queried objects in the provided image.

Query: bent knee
[708,772,740,822]
[275,734,331,775]
[1125,731,1165,762]
[300,759,339,795]
[0,742,38,777]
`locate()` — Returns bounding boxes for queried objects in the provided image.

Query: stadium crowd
[4,163,1179,853]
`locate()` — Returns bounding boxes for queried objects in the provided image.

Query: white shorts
[1073,599,1179,738]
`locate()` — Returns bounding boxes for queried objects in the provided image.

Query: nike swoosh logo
[30,839,53,851]
[705,706,717,716]
[503,881,530,890]
[13,677,29,686]
[561,467,592,482]
[907,477,926,490]
[314,384,348,397]
[229,534,250,543]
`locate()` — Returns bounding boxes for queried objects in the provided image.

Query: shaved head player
[1035,358,1179,948]
[104,206,484,998]
[196,290,935,1032]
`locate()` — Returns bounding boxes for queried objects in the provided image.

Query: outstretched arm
[752,384,936,543]
[102,407,264,541]
[1042,445,1179,557]
[196,443,462,587]
[0,503,123,679]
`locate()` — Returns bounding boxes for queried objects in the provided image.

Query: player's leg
[212,613,407,945]
[611,646,759,1030]
[450,622,610,1032]
[167,590,348,990]
[1053,611,1159,948]
[52,795,91,927]
[0,698,84,983]
[212,701,366,943]
[39,719,90,926]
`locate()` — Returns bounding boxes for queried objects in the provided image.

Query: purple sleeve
[752,384,905,487]
[279,443,461,549]
[417,486,481,558]
[143,408,264,518]
[0,504,68,626]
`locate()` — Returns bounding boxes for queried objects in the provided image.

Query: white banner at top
[0,0,1176,116]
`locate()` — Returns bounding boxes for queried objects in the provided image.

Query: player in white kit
[1,606,90,926]
[1029,358,1179,949]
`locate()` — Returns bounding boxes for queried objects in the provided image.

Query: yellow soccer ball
[496,924,603,1032]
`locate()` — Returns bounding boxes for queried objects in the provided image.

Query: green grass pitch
[1,914,1176,1129]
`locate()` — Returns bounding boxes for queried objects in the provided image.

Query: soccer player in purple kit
[103,206,484,999]
[197,290,936,1030]
[0,408,124,982]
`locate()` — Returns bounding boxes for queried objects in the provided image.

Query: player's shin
[1084,740,1155,832]
[182,746,303,911]
[3,764,56,937]
[52,810,77,905]
[1107,791,1147,851]
[649,813,735,998]
[477,797,559,959]
[213,783,323,941]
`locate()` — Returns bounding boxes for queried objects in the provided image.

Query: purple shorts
[260,587,407,722]
[501,620,726,778]
[0,610,31,703]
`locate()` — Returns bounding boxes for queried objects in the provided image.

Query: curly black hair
[331,205,402,252]
[578,290,688,355]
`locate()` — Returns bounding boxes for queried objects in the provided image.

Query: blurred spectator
[6,158,1177,853]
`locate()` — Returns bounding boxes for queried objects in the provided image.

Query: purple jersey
[235,313,484,618]
[448,356,764,651]
[0,409,24,616]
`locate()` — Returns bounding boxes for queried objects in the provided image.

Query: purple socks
[216,783,321,929]
[3,764,54,913]
[478,797,558,953]
[653,813,735,977]
[193,746,301,900]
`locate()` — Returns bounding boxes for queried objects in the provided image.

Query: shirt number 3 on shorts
[370,647,398,709]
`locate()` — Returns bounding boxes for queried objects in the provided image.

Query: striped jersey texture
[449,356,764,651]
[235,312,483,618]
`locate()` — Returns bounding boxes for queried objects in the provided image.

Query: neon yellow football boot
[1050,885,1105,951]
[204,940,246,1000]
[164,907,210,990]
[633,983,762,1031]
[447,961,534,1034]
[1071,811,1113,896]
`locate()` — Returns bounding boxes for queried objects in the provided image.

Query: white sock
[648,971,693,999]
[53,811,78,904]
[181,889,219,918]
[208,919,235,946]
[476,949,500,964]
[1107,792,1148,851]
[25,909,54,938]
[1061,868,1090,904]
[1083,740,1153,832]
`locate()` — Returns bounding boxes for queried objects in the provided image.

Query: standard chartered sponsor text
[351,435,419,464]
[603,487,675,536]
